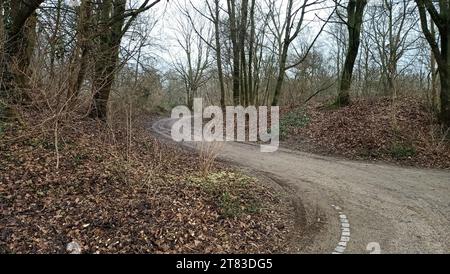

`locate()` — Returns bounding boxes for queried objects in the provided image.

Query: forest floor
[280,96,450,169]
[2,96,449,254]
[0,110,296,254]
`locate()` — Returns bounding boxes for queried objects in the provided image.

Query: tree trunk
[66,0,91,109]
[271,0,295,106]
[239,0,249,106]
[430,21,439,114]
[337,0,367,106]
[439,68,450,125]
[227,0,240,105]
[416,0,450,127]
[90,0,125,120]
[213,0,226,109]
[0,0,42,103]
[272,45,288,106]
[49,0,63,79]
[248,0,256,105]
[440,28,450,127]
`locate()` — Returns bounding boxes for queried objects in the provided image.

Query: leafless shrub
[198,141,223,177]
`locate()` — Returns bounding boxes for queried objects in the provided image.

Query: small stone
[338,241,347,247]
[341,218,349,223]
[66,241,82,254]
[342,223,350,228]
[335,246,345,253]
[332,252,341,254]
[342,227,350,232]
[339,214,347,219]
[342,231,351,236]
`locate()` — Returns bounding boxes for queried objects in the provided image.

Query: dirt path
[152,117,450,254]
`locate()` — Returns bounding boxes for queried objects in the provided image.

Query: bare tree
[211,0,226,109]
[238,0,249,105]
[172,13,211,109]
[336,0,367,106]
[269,0,330,106]
[367,0,417,98]
[429,20,439,114]
[226,0,240,105]
[89,0,162,120]
[0,0,44,103]
[185,0,226,109]
[48,0,63,79]
[66,0,92,109]
[415,0,450,127]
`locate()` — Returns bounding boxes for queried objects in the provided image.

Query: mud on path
[152,117,450,254]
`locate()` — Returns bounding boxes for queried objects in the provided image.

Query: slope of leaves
[0,112,294,254]
[282,97,450,169]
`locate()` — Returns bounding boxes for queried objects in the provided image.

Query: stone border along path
[331,205,350,254]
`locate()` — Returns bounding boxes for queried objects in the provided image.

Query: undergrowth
[280,108,309,139]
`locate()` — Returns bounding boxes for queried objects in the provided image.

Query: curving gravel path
[152,117,450,254]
